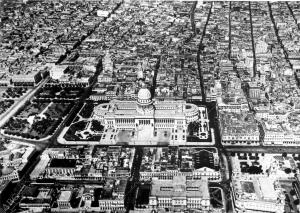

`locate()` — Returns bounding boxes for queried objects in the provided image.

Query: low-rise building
[0,168,19,182]
[31,146,134,180]
[0,145,35,182]
[220,112,260,145]
[232,177,285,213]
[19,186,53,211]
[57,190,72,209]
[149,176,211,211]
[46,159,77,177]
[261,111,300,146]
[140,147,220,181]
[12,70,42,86]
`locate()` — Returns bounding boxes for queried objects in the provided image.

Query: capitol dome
[137,88,152,105]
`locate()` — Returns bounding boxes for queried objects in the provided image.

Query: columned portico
[93,87,210,145]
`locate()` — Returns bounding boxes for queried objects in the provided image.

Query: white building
[0,168,19,182]
[230,153,295,213]
[149,176,211,211]
[98,199,124,211]
[263,129,300,146]
[12,70,42,86]
[256,40,268,54]
[97,10,109,17]
[19,188,52,211]
[103,52,114,74]
[50,65,68,80]
[140,148,220,181]
[217,97,249,113]
[0,146,35,182]
[140,167,220,182]
[232,177,285,213]
[57,191,72,209]
[261,111,300,146]
[93,88,210,145]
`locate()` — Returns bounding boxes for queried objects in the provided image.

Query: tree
[284,168,292,174]
[187,122,199,136]
[294,199,300,206]
[248,166,262,174]
[290,189,296,196]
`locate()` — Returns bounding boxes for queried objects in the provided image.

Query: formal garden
[2,87,28,99]
[2,99,73,140]
[0,100,14,115]
[0,87,30,117]
[63,101,104,141]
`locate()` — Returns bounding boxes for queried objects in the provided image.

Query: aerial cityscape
[1,0,300,212]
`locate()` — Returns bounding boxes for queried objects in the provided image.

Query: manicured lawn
[3,99,73,139]
[17,102,50,118]
[44,103,72,118]
[91,120,104,132]
[3,117,62,139]
[64,121,88,141]
[79,102,94,118]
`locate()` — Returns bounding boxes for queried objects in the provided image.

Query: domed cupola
[137,87,152,105]
[136,87,154,115]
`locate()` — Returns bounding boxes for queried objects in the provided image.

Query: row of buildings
[30,146,135,180]
[17,181,127,212]
[26,146,222,212]
[217,2,300,146]
[0,142,35,182]
[87,0,210,102]
[0,0,120,87]
[230,153,300,213]
[140,147,220,181]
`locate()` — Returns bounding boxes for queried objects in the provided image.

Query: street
[0,76,49,128]
[225,145,300,154]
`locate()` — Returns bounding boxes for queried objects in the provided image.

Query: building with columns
[148,176,211,211]
[93,88,210,144]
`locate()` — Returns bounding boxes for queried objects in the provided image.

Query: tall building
[93,88,210,144]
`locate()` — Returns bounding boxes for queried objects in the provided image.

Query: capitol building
[93,88,210,145]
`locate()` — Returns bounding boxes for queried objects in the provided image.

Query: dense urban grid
[1,0,300,213]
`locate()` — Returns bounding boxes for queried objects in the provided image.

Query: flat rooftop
[58,190,72,202]
[49,158,77,168]
[258,178,277,200]
[235,177,278,201]
[150,176,209,199]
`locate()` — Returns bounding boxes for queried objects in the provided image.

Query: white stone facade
[93,88,210,144]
